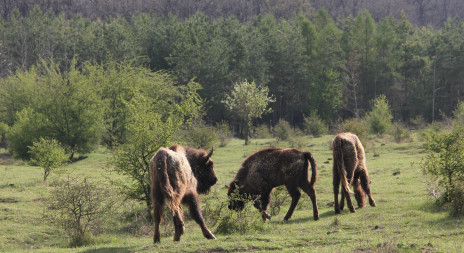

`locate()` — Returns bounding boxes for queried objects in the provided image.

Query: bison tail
[304,152,318,187]
[151,152,179,212]
[333,140,353,194]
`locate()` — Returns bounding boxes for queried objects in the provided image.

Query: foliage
[391,122,412,143]
[28,138,68,181]
[452,101,464,127]
[223,80,274,145]
[182,123,218,149]
[110,80,202,216]
[337,118,368,142]
[364,94,393,136]
[303,110,328,137]
[252,124,272,139]
[45,176,118,247]
[215,121,233,147]
[273,119,293,141]
[215,188,265,235]
[421,127,464,216]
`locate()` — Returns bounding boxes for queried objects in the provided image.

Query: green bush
[391,122,412,143]
[182,124,218,149]
[215,121,233,147]
[337,118,368,143]
[273,119,292,141]
[364,95,393,136]
[45,177,118,247]
[29,138,69,181]
[303,110,328,137]
[421,126,464,217]
[252,124,272,139]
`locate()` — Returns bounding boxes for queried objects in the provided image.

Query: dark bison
[332,132,376,214]
[150,145,217,243]
[227,148,319,221]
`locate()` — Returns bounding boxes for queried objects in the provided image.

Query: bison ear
[207,147,215,158]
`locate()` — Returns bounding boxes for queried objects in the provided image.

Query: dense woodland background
[1,0,464,154]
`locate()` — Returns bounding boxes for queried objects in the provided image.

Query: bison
[227,148,319,221]
[150,145,217,243]
[332,132,376,214]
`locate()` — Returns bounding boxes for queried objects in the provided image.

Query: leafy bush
[337,118,368,143]
[183,123,218,149]
[452,101,464,127]
[215,121,233,147]
[273,119,292,141]
[391,122,412,143]
[421,127,464,217]
[252,124,272,139]
[45,177,118,247]
[303,110,328,137]
[29,138,69,181]
[214,188,265,235]
[364,95,393,136]
[410,115,426,130]
[270,186,290,216]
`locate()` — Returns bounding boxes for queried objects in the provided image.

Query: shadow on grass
[270,209,335,224]
[80,247,132,253]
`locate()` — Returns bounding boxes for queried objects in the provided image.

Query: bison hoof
[370,201,376,207]
[314,215,319,220]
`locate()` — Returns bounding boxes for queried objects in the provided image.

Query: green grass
[1,134,463,252]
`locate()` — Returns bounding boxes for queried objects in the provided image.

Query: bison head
[227,181,246,211]
[189,147,217,194]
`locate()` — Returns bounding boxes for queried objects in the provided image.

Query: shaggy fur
[150,145,217,243]
[227,148,319,221]
[332,132,376,214]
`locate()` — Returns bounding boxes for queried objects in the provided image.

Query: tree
[223,80,274,145]
[29,138,68,181]
[110,79,202,218]
[364,94,393,135]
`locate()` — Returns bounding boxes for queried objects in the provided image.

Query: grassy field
[1,133,463,252]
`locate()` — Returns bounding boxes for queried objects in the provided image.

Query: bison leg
[183,194,216,240]
[172,208,185,242]
[353,175,365,208]
[253,191,272,221]
[299,180,319,220]
[342,186,356,213]
[359,170,376,207]
[152,187,164,244]
[333,173,341,214]
[283,185,301,222]
[339,190,345,211]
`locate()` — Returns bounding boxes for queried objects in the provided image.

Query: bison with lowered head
[150,145,217,243]
[227,148,319,221]
[332,132,376,214]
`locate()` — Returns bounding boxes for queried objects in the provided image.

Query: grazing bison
[150,145,217,243]
[332,132,376,214]
[227,148,319,221]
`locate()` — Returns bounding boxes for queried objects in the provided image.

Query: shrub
[364,95,393,136]
[303,110,328,137]
[452,101,464,127]
[252,124,272,139]
[270,186,290,216]
[421,127,464,217]
[391,122,412,143]
[273,119,292,141]
[182,124,218,149]
[215,188,265,235]
[337,118,368,143]
[410,115,426,130]
[29,138,69,181]
[215,121,233,147]
[45,176,118,247]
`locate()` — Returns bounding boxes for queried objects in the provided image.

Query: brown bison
[150,145,217,243]
[332,132,376,214]
[227,148,319,221]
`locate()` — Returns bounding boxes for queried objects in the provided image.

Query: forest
[0,0,464,155]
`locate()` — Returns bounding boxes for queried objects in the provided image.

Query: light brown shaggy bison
[332,132,376,214]
[150,145,217,243]
[227,148,319,221]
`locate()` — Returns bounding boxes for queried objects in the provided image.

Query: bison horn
[207,147,214,158]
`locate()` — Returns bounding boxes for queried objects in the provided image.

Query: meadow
[1,133,463,252]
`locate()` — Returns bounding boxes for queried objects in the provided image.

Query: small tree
[421,127,464,216]
[273,119,292,141]
[45,176,118,247]
[303,110,328,137]
[29,138,68,181]
[222,80,274,145]
[364,94,393,136]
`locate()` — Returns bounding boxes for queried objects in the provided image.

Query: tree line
[1,6,464,154]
